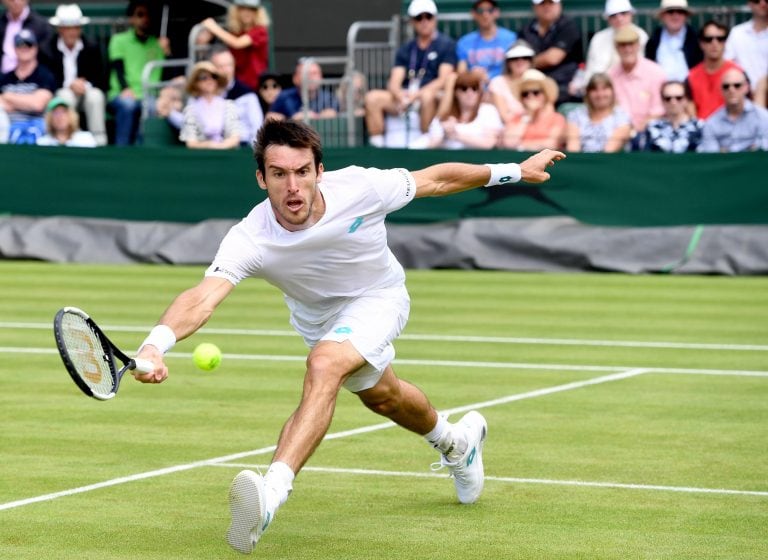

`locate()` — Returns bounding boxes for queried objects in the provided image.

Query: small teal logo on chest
[334,326,353,334]
[348,217,364,233]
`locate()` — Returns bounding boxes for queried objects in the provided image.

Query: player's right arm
[134,276,235,383]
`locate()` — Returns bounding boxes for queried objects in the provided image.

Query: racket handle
[132,358,155,374]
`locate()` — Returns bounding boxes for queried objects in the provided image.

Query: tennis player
[135,119,565,554]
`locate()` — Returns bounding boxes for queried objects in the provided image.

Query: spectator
[644,80,702,152]
[414,70,503,148]
[687,20,742,120]
[39,3,106,145]
[36,95,96,146]
[266,58,338,121]
[0,29,54,144]
[364,0,456,147]
[583,0,648,85]
[257,69,281,114]
[198,0,269,92]
[499,68,565,150]
[609,25,666,141]
[519,0,583,105]
[724,0,768,89]
[210,45,263,145]
[179,61,241,150]
[456,0,516,82]
[698,67,768,152]
[566,72,631,152]
[337,70,367,117]
[489,41,534,125]
[107,0,168,146]
[645,0,702,81]
[1,0,52,74]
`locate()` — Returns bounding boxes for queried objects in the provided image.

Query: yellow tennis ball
[193,343,221,371]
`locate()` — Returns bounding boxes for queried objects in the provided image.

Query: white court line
[1,321,766,352]
[0,369,645,512]
[3,346,767,377]
[210,464,768,499]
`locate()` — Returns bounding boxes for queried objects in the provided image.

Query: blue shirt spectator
[456,0,517,81]
[266,59,339,121]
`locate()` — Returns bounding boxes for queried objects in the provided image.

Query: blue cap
[14,29,38,47]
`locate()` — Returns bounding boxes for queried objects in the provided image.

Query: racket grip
[132,358,155,374]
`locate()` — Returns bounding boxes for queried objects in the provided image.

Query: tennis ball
[193,343,221,371]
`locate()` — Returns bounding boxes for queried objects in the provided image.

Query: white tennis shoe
[432,411,488,504]
[226,469,273,554]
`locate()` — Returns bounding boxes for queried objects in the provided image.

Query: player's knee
[305,352,346,388]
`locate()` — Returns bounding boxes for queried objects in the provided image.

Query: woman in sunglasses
[179,61,241,150]
[488,41,534,126]
[413,71,503,149]
[566,73,631,152]
[644,80,702,152]
[499,69,565,151]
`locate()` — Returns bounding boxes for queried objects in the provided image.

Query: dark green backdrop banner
[0,145,765,227]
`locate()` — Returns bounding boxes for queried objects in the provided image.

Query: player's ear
[316,162,324,183]
[255,170,267,191]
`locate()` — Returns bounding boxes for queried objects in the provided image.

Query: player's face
[257,145,325,232]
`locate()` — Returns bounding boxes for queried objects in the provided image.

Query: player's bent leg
[356,365,438,435]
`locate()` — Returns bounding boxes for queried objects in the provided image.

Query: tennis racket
[53,307,154,400]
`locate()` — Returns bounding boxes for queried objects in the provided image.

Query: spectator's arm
[565,121,581,152]
[696,123,718,153]
[1,88,53,113]
[604,124,631,153]
[534,47,567,70]
[201,18,252,50]
[110,59,129,91]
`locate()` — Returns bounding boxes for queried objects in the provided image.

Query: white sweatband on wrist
[483,163,522,187]
[138,325,176,355]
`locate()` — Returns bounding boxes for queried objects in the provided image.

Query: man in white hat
[364,0,457,147]
[39,4,107,145]
[724,0,768,89]
[583,0,648,84]
[645,0,702,81]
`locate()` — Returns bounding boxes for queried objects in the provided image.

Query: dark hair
[660,80,690,99]
[126,0,150,16]
[253,119,323,176]
[699,19,729,41]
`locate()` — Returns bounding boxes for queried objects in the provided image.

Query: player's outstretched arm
[134,276,235,384]
[412,149,566,198]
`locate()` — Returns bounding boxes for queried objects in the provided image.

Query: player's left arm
[412,149,566,198]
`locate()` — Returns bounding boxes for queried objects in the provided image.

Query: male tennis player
[135,119,565,554]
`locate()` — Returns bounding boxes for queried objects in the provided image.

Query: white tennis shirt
[205,165,417,324]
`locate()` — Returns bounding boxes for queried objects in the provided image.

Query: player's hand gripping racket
[53,307,154,400]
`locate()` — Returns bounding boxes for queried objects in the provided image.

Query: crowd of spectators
[0,0,766,152]
[364,0,768,153]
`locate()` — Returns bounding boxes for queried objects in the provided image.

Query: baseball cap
[14,29,38,47]
[233,0,261,7]
[532,0,561,5]
[604,0,635,16]
[505,41,536,59]
[46,97,72,112]
[408,0,438,17]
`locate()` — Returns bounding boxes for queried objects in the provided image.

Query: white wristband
[138,324,176,355]
[483,163,522,187]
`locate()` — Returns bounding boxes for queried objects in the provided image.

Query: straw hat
[657,0,693,16]
[186,61,228,94]
[517,69,559,104]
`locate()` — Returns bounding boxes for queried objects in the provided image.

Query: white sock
[264,461,295,512]
[424,415,467,458]
[369,134,384,148]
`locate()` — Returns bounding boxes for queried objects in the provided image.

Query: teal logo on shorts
[348,217,364,233]
[334,326,352,334]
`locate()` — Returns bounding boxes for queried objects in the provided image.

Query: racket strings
[60,313,114,396]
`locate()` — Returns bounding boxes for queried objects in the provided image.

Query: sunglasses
[473,7,496,14]
[196,73,215,81]
[521,89,543,98]
[663,9,688,15]
[701,35,727,43]
[260,81,280,90]
[412,13,434,21]
[721,81,744,91]
[662,94,685,102]
[457,85,479,92]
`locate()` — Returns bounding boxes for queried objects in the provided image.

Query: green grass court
[1,262,766,559]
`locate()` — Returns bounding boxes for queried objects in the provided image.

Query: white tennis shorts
[290,286,411,392]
